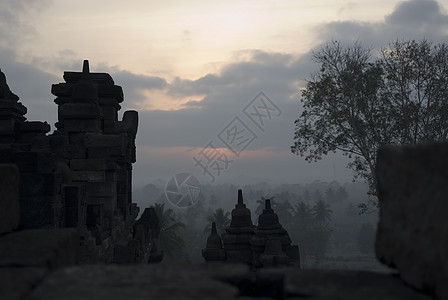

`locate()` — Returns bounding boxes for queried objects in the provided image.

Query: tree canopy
[152,203,186,261]
[291,200,332,266]
[291,39,448,211]
[204,208,230,235]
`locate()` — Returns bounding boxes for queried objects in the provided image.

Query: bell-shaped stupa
[221,189,255,264]
[202,222,226,262]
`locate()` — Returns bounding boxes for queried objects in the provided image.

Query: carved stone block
[58,103,102,119]
[87,147,126,159]
[86,181,115,197]
[0,119,16,135]
[62,119,102,132]
[72,171,105,182]
[70,159,106,171]
[14,152,54,173]
[376,143,448,300]
[66,144,87,159]
[0,164,20,235]
[84,133,126,148]
[20,173,58,196]
[20,196,58,229]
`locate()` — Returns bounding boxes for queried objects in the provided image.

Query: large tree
[291,39,448,211]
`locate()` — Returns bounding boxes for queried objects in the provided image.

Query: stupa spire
[82,60,90,74]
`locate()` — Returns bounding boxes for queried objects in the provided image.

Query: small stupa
[202,222,226,262]
[202,190,300,268]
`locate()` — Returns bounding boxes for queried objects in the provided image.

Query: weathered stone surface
[0,164,20,235]
[86,181,114,197]
[86,204,103,226]
[97,85,123,102]
[87,146,126,159]
[70,159,106,171]
[63,185,82,207]
[0,69,27,124]
[0,151,54,173]
[58,103,102,119]
[62,119,101,132]
[0,62,145,264]
[376,143,448,300]
[18,172,61,229]
[0,228,79,269]
[101,105,118,121]
[71,171,105,182]
[65,144,87,159]
[0,119,17,135]
[84,133,126,147]
[21,264,434,300]
[62,185,84,227]
[20,196,58,228]
[19,121,51,134]
[0,267,48,300]
[20,173,57,196]
[26,264,243,300]
[282,269,432,300]
[0,70,20,101]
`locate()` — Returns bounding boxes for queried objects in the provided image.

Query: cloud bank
[1,0,447,185]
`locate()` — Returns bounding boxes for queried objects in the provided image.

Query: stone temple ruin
[202,189,300,268]
[0,61,161,263]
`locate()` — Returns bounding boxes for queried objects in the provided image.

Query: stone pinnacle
[82,60,90,73]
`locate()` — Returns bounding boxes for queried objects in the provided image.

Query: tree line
[149,187,376,266]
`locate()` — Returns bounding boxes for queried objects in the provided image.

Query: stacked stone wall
[0,61,159,264]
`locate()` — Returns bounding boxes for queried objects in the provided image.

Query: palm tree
[204,208,230,235]
[274,200,294,227]
[294,201,313,226]
[293,200,332,266]
[152,203,186,261]
[311,199,332,224]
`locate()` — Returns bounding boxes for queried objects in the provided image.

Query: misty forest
[133,39,448,270]
[134,180,379,268]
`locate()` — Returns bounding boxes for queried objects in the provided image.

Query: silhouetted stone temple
[203,189,300,268]
[222,189,256,264]
[251,199,300,268]
[0,62,160,264]
[202,222,226,262]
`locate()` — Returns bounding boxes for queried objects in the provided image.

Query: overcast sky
[1,0,448,187]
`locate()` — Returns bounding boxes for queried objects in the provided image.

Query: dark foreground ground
[3,263,434,300]
[0,229,434,300]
